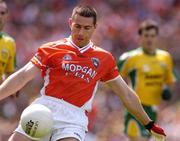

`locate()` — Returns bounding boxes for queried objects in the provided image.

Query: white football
[20,104,53,140]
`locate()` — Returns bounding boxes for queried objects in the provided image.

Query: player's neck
[74,42,90,48]
[142,48,156,56]
[69,36,91,49]
[0,31,4,38]
[0,27,3,32]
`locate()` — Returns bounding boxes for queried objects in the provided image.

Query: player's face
[0,3,8,31]
[139,29,158,54]
[69,14,96,47]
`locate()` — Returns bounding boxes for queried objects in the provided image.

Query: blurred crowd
[0,0,180,140]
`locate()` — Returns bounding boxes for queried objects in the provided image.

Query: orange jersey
[31,37,119,110]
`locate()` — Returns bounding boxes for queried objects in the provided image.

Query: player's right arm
[0,62,40,100]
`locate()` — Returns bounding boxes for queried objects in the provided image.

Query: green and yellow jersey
[0,32,16,80]
[117,47,176,106]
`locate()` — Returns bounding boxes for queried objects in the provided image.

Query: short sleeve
[165,54,177,84]
[31,42,54,70]
[100,53,119,82]
[117,53,131,78]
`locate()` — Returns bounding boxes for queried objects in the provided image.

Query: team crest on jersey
[63,54,72,61]
[1,49,8,59]
[143,64,150,72]
[91,57,100,68]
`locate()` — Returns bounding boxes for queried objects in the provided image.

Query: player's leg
[11,122,52,141]
[8,132,33,141]
[51,126,86,141]
[124,111,150,141]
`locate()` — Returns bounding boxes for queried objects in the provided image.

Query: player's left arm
[107,76,151,125]
[101,52,166,139]
[103,53,149,122]
[162,53,177,101]
[106,76,166,139]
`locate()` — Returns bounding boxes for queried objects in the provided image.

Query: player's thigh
[57,137,79,141]
[8,132,33,141]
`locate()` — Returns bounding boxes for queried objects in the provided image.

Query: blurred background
[0,0,180,140]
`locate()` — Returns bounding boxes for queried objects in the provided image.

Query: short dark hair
[0,0,6,5]
[71,5,97,25]
[138,19,159,35]
[0,0,8,13]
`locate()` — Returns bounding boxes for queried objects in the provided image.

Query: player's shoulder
[119,48,142,60]
[93,45,114,58]
[39,38,68,49]
[156,49,172,57]
[93,46,108,53]
[156,49,173,61]
[1,32,15,43]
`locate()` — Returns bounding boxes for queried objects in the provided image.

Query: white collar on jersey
[67,36,93,53]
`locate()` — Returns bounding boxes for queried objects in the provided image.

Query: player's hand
[161,87,172,101]
[145,121,166,141]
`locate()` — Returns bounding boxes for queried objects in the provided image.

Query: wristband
[145,121,155,130]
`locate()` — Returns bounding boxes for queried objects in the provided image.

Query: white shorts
[15,95,88,141]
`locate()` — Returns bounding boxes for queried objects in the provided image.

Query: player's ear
[69,18,72,29]
[138,35,142,43]
[94,23,97,29]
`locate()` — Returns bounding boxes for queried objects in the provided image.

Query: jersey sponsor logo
[62,63,97,83]
[145,74,163,86]
[145,81,162,86]
[91,57,99,68]
[145,74,163,79]
[63,54,72,61]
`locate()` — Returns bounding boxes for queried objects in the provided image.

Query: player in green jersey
[117,19,177,141]
[0,0,16,83]
[0,0,17,120]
